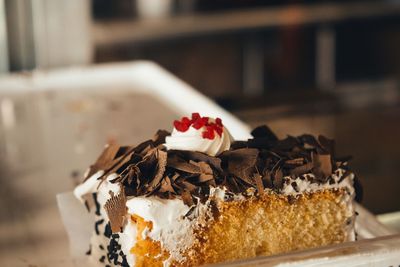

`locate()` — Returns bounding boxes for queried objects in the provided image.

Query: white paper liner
[56,192,94,264]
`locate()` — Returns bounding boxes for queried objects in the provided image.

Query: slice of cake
[73,113,361,267]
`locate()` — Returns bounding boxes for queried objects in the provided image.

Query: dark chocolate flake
[273,168,284,190]
[290,162,313,176]
[291,182,299,192]
[312,152,332,181]
[99,255,106,263]
[95,219,104,235]
[254,173,264,194]
[251,125,278,141]
[181,190,194,206]
[167,154,201,174]
[85,144,121,179]
[159,176,175,194]
[262,170,273,189]
[318,135,335,155]
[285,158,304,166]
[298,134,319,148]
[288,195,296,204]
[145,149,167,193]
[85,246,92,255]
[93,193,101,216]
[220,148,258,185]
[152,129,171,146]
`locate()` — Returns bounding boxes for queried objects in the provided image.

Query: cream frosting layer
[164,122,232,156]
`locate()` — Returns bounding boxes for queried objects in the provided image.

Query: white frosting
[119,219,137,265]
[73,170,104,202]
[74,171,121,221]
[164,121,232,156]
[281,169,354,197]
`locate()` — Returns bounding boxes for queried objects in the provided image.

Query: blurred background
[0,0,400,265]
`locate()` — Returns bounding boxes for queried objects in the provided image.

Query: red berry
[172,113,223,138]
[203,126,215,140]
[202,130,213,139]
[174,120,189,132]
[193,117,208,129]
[191,113,200,121]
[181,116,191,125]
[214,125,223,136]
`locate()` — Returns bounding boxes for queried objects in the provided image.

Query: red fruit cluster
[173,113,224,140]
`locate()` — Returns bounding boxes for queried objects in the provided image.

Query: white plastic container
[0,61,398,267]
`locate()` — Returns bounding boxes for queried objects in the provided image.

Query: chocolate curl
[312,152,332,182]
[181,190,194,206]
[85,144,122,179]
[254,173,264,194]
[145,149,168,194]
[104,187,127,233]
[220,148,259,185]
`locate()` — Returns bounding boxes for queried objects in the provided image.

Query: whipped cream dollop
[164,114,233,156]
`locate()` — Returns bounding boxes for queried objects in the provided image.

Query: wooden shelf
[93,1,400,48]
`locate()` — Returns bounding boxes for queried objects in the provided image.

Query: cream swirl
[164,117,233,156]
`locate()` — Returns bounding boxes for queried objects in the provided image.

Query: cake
[73,113,361,267]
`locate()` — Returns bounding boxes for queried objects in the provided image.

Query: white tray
[0,61,398,267]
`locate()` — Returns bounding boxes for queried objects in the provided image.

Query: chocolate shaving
[273,168,284,189]
[288,195,296,204]
[230,140,248,149]
[254,173,264,194]
[290,162,313,176]
[298,134,320,149]
[291,182,299,192]
[318,135,335,155]
[79,125,359,207]
[104,187,127,233]
[181,190,194,206]
[285,158,304,166]
[146,149,167,194]
[251,125,278,141]
[220,148,258,184]
[171,150,223,173]
[85,144,121,179]
[275,136,299,151]
[198,173,214,183]
[180,181,197,192]
[159,176,175,194]
[81,193,96,212]
[312,152,332,181]
[152,130,171,146]
[262,170,273,188]
[168,155,201,174]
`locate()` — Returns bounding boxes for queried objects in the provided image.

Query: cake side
[180,188,354,266]
[73,114,361,267]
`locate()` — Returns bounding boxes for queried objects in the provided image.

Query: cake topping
[104,187,127,232]
[173,113,223,139]
[77,118,361,206]
[165,113,232,156]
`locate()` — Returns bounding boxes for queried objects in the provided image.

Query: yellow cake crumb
[130,214,170,267]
